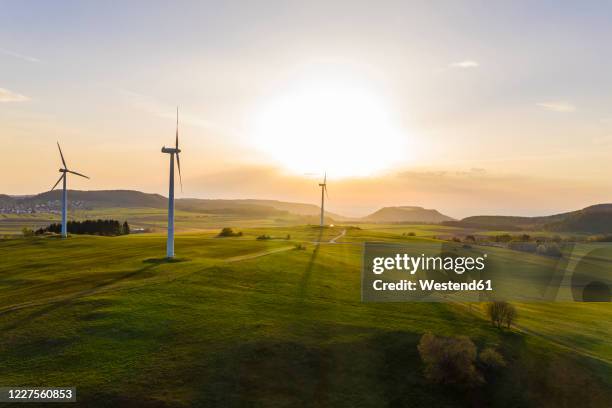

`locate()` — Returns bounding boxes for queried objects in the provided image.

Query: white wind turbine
[161,107,183,258]
[50,143,90,238]
[319,172,328,227]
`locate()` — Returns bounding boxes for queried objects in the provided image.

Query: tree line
[36,220,130,236]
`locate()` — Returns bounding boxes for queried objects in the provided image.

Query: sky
[2,0,612,218]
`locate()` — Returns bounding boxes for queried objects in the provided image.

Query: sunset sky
[2,1,612,218]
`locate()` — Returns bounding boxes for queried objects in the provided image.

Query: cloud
[0,87,29,102]
[536,101,576,112]
[0,48,40,63]
[592,134,612,145]
[449,60,479,68]
[118,89,232,134]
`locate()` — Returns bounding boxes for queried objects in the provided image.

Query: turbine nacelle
[161,147,181,154]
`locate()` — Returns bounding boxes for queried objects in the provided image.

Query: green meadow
[0,224,610,407]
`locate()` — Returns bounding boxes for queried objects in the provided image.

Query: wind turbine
[319,172,328,227]
[50,143,90,238]
[161,107,183,258]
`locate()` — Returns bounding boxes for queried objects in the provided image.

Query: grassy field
[356,222,588,240]
[0,208,313,235]
[0,224,610,407]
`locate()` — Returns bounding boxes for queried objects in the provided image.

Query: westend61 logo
[370,253,492,294]
[361,242,612,303]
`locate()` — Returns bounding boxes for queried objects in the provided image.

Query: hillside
[546,204,612,233]
[176,198,345,219]
[34,190,168,208]
[447,204,612,233]
[363,206,455,223]
[0,227,609,407]
[1,190,341,219]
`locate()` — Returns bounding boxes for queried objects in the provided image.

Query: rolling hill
[6,189,612,233]
[0,226,609,406]
[0,190,343,219]
[446,204,612,233]
[362,206,455,223]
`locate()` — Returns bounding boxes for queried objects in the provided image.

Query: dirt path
[223,246,294,263]
[312,229,347,244]
[329,229,346,243]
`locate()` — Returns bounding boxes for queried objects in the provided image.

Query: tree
[417,332,484,387]
[217,227,241,237]
[485,301,517,329]
[122,221,130,235]
[35,219,126,236]
[478,347,506,369]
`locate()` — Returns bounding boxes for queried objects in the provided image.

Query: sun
[251,81,408,178]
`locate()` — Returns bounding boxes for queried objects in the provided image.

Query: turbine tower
[319,173,328,227]
[50,143,90,238]
[161,107,183,258]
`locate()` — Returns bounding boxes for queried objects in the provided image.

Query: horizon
[3,1,612,217]
[4,187,610,220]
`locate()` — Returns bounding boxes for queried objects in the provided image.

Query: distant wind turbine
[319,173,328,227]
[161,107,183,258]
[50,143,90,238]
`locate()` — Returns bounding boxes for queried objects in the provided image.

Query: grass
[0,225,610,407]
[0,208,313,235]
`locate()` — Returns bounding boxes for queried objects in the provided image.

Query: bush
[536,243,562,257]
[407,232,415,237]
[417,332,484,387]
[485,301,517,329]
[21,227,34,237]
[217,227,242,237]
[286,234,291,240]
[293,243,307,250]
[256,234,271,240]
[493,234,512,243]
[479,347,506,369]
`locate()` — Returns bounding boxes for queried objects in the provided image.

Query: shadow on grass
[2,263,158,331]
[297,228,324,301]
[188,330,451,407]
[143,257,189,264]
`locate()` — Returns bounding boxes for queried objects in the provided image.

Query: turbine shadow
[297,228,324,301]
[143,257,188,264]
[2,264,158,331]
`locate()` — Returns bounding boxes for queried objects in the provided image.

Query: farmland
[0,224,610,407]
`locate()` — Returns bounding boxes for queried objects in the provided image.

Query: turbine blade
[323,172,326,185]
[175,106,179,150]
[57,142,67,168]
[51,174,64,191]
[325,184,329,199]
[66,170,90,179]
[176,153,183,192]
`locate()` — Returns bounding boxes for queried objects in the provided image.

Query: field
[1,223,610,407]
[0,209,310,235]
